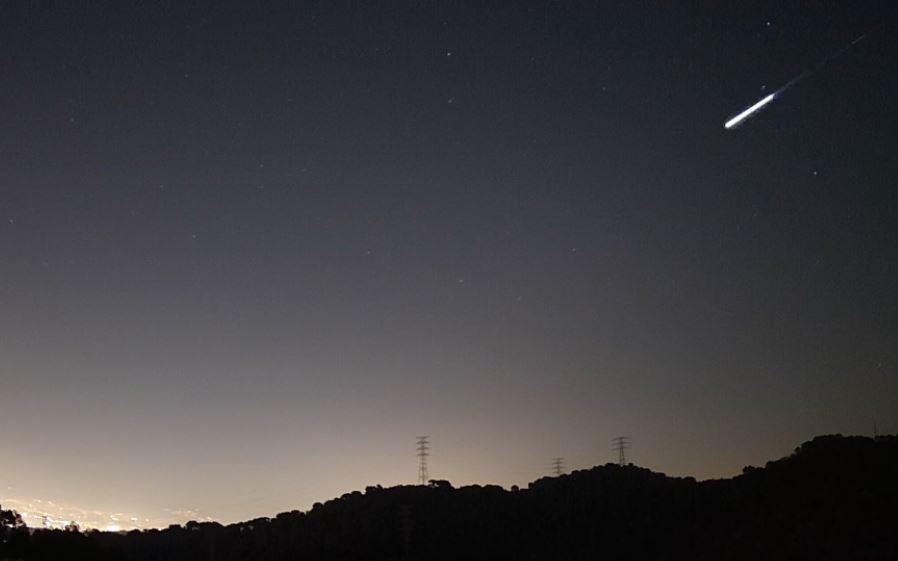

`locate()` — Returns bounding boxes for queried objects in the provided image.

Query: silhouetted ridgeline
[2,435,897,560]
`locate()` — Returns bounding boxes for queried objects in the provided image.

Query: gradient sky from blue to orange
[1,1,897,527]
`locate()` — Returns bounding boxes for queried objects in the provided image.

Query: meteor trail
[723,31,868,130]
[724,93,776,129]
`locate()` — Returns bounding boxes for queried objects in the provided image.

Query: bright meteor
[724,93,776,129]
[723,31,869,131]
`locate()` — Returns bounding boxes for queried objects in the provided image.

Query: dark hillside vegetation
[2,435,896,560]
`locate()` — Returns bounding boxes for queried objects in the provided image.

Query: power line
[612,436,631,466]
[551,457,565,476]
[415,436,430,485]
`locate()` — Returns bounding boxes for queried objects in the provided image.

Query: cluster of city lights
[0,497,195,532]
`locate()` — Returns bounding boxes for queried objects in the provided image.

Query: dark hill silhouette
[2,434,897,560]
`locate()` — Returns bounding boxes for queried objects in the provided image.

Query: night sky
[2,1,897,529]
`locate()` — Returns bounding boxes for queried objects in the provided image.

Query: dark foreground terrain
[3,434,897,560]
